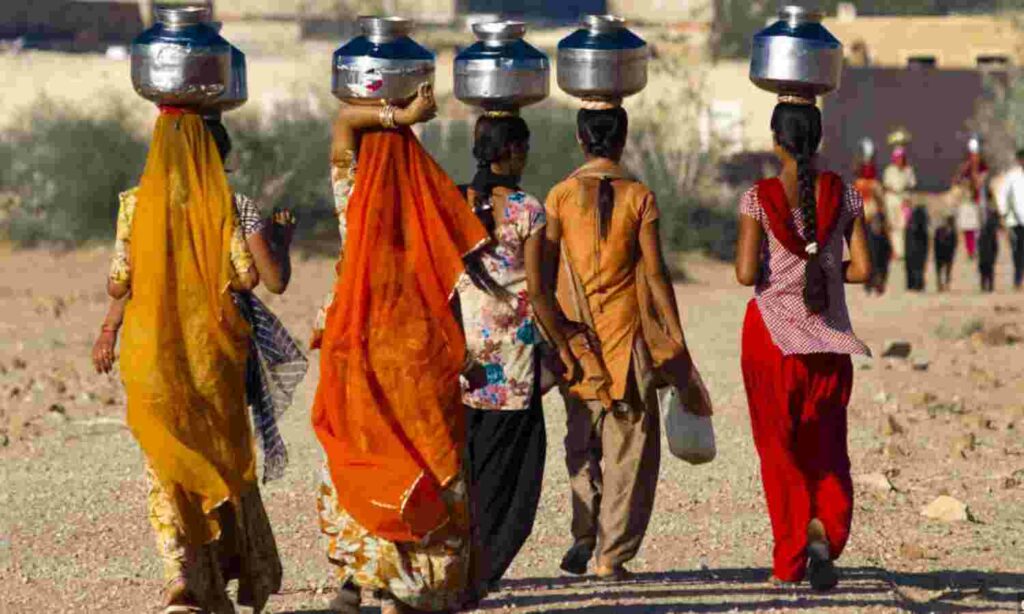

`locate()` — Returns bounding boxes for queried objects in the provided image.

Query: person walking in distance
[996,148,1024,290]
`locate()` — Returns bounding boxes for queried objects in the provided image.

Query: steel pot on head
[556,15,648,101]
[208,22,247,113]
[749,5,843,98]
[131,6,233,108]
[332,16,435,105]
[454,21,549,112]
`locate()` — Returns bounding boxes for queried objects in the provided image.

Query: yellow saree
[120,111,254,546]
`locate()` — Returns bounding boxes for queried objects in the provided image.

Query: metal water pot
[332,16,435,104]
[131,6,232,108]
[556,15,648,101]
[454,21,549,112]
[749,6,843,98]
[209,22,248,113]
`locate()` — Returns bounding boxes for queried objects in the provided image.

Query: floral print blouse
[458,190,546,411]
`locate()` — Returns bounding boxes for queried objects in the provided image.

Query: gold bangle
[379,105,397,129]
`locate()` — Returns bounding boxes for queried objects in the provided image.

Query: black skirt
[465,386,546,588]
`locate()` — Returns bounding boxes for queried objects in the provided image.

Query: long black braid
[577,108,628,240]
[771,103,828,314]
[463,114,530,299]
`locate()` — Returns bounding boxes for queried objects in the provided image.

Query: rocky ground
[1,246,1023,613]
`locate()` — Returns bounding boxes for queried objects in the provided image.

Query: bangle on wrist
[101,325,119,334]
[379,105,397,130]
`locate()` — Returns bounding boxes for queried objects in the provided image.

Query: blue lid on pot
[557,15,648,102]
[750,5,843,98]
[455,21,549,111]
[332,16,435,103]
[131,6,234,108]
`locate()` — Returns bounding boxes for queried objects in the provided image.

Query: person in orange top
[312,85,489,614]
[535,106,706,580]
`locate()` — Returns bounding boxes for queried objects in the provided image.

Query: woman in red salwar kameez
[734,98,872,592]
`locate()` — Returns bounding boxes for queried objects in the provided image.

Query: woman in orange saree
[111,108,282,614]
[312,85,488,614]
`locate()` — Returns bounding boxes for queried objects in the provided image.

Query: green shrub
[0,96,736,259]
[0,100,147,246]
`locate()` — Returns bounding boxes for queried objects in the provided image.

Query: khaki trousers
[563,376,661,567]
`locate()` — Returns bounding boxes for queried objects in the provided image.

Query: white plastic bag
[661,387,716,465]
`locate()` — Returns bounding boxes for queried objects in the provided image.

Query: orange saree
[312,127,487,543]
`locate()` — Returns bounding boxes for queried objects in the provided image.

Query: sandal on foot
[806,519,839,592]
[162,578,202,613]
[559,542,594,576]
[328,581,361,613]
[595,563,633,582]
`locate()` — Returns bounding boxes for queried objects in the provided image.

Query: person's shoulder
[545,178,578,208]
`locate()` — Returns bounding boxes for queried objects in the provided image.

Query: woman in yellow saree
[110,107,281,614]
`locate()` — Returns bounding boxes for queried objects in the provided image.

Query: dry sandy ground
[1,245,1024,614]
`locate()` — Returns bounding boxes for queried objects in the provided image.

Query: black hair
[577,108,628,240]
[464,114,530,299]
[203,116,232,163]
[770,102,827,314]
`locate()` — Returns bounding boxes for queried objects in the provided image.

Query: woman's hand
[463,361,489,392]
[558,343,580,384]
[92,329,117,374]
[396,83,437,126]
[269,208,297,250]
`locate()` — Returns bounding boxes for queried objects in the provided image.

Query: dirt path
[1,247,1023,613]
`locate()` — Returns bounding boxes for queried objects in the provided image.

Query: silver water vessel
[131,6,235,109]
[749,6,843,98]
[454,21,549,111]
[556,15,648,101]
[332,16,435,104]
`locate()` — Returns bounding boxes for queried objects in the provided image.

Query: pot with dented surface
[332,16,435,105]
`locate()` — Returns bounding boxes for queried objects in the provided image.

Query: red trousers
[740,301,854,582]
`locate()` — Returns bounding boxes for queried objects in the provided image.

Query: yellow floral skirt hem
[316,464,471,612]
[147,464,283,614]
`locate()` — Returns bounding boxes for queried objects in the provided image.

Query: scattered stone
[884,440,909,458]
[912,358,931,372]
[884,415,907,437]
[48,403,65,415]
[899,542,929,561]
[976,323,1022,347]
[0,432,8,447]
[905,391,937,407]
[7,386,21,400]
[952,433,977,459]
[928,400,965,419]
[921,495,973,523]
[874,391,890,404]
[856,472,894,492]
[11,358,26,370]
[853,355,873,371]
[882,340,912,359]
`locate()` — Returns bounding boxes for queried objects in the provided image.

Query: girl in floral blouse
[456,113,549,601]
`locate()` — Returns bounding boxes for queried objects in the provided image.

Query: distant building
[1,0,142,49]
[824,9,1024,70]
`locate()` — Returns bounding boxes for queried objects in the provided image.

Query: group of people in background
[90,85,877,614]
[855,131,1024,296]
